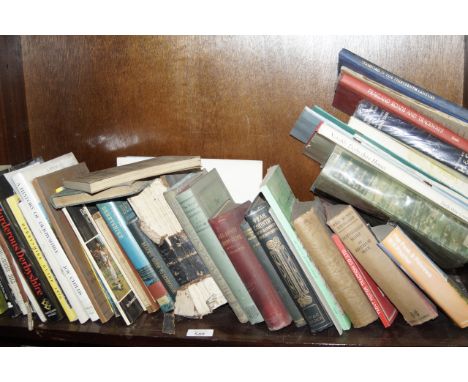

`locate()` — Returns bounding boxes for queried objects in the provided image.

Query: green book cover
[176,169,263,325]
[260,165,351,333]
[313,146,468,269]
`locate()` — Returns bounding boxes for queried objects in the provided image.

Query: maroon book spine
[209,201,292,331]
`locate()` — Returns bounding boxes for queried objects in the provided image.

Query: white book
[0,246,28,315]
[117,156,263,203]
[11,153,98,322]
[317,123,468,223]
[347,116,468,199]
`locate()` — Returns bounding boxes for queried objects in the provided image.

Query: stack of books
[0,49,467,335]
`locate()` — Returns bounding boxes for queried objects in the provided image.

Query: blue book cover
[338,48,468,123]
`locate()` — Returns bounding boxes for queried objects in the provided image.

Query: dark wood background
[1,36,466,200]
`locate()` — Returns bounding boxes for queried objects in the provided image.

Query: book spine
[331,234,397,328]
[169,233,209,279]
[354,101,468,175]
[314,146,468,269]
[96,201,174,312]
[0,243,27,316]
[0,200,62,320]
[347,116,468,198]
[12,173,97,322]
[240,220,306,327]
[338,48,468,123]
[126,219,180,298]
[0,277,8,314]
[7,195,78,322]
[316,122,468,223]
[210,206,291,331]
[176,189,263,325]
[326,206,438,326]
[157,236,193,287]
[245,202,333,333]
[334,72,468,152]
[380,227,468,328]
[164,189,249,323]
[62,206,143,325]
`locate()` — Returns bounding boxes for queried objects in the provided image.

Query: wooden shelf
[1,304,467,346]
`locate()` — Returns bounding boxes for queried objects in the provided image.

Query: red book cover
[333,72,468,152]
[209,201,292,331]
[331,234,398,328]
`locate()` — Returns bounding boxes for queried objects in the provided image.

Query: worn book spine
[326,205,438,326]
[7,195,78,322]
[0,200,63,321]
[0,277,8,314]
[240,219,306,327]
[0,242,27,316]
[12,172,96,323]
[33,176,114,324]
[164,189,247,323]
[315,122,467,223]
[97,201,174,312]
[210,202,292,331]
[331,234,398,328]
[312,146,468,269]
[333,72,468,152]
[353,101,468,176]
[126,219,180,298]
[176,188,263,324]
[63,205,144,325]
[377,226,468,328]
[338,48,468,124]
[293,201,378,328]
[92,211,159,314]
[245,201,332,333]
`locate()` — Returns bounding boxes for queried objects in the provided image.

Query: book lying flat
[64,156,201,194]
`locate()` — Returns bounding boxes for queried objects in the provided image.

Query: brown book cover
[292,199,377,328]
[326,204,438,326]
[209,201,292,331]
[33,163,114,323]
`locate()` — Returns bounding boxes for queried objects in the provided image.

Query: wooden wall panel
[20,36,465,200]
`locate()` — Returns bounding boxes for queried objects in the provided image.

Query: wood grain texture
[20,36,465,200]
[0,36,31,165]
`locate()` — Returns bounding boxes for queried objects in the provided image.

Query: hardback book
[312,146,468,269]
[0,199,64,321]
[6,194,78,322]
[164,172,251,324]
[259,165,351,334]
[91,209,159,314]
[326,204,438,326]
[311,119,467,223]
[240,219,306,327]
[64,156,202,194]
[33,164,114,323]
[0,278,8,315]
[63,205,144,325]
[340,66,468,138]
[175,170,263,324]
[337,48,468,126]
[50,181,151,208]
[353,101,468,176]
[128,178,226,318]
[331,233,398,328]
[292,199,378,328]
[347,116,468,198]
[0,259,18,316]
[210,200,292,331]
[372,224,468,328]
[96,200,174,312]
[8,153,98,323]
[245,196,333,333]
[332,71,468,152]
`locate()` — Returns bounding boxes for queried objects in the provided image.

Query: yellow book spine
[6,195,78,322]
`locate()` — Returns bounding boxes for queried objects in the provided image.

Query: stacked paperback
[0,49,467,335]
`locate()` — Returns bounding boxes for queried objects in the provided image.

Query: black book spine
[0,200,63,321]
[245,201,333,333]
[173,232,209,277]
[0,267,17,316]
[126,219,180,298]
[354,100,468,175]
[159,237,194,285]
